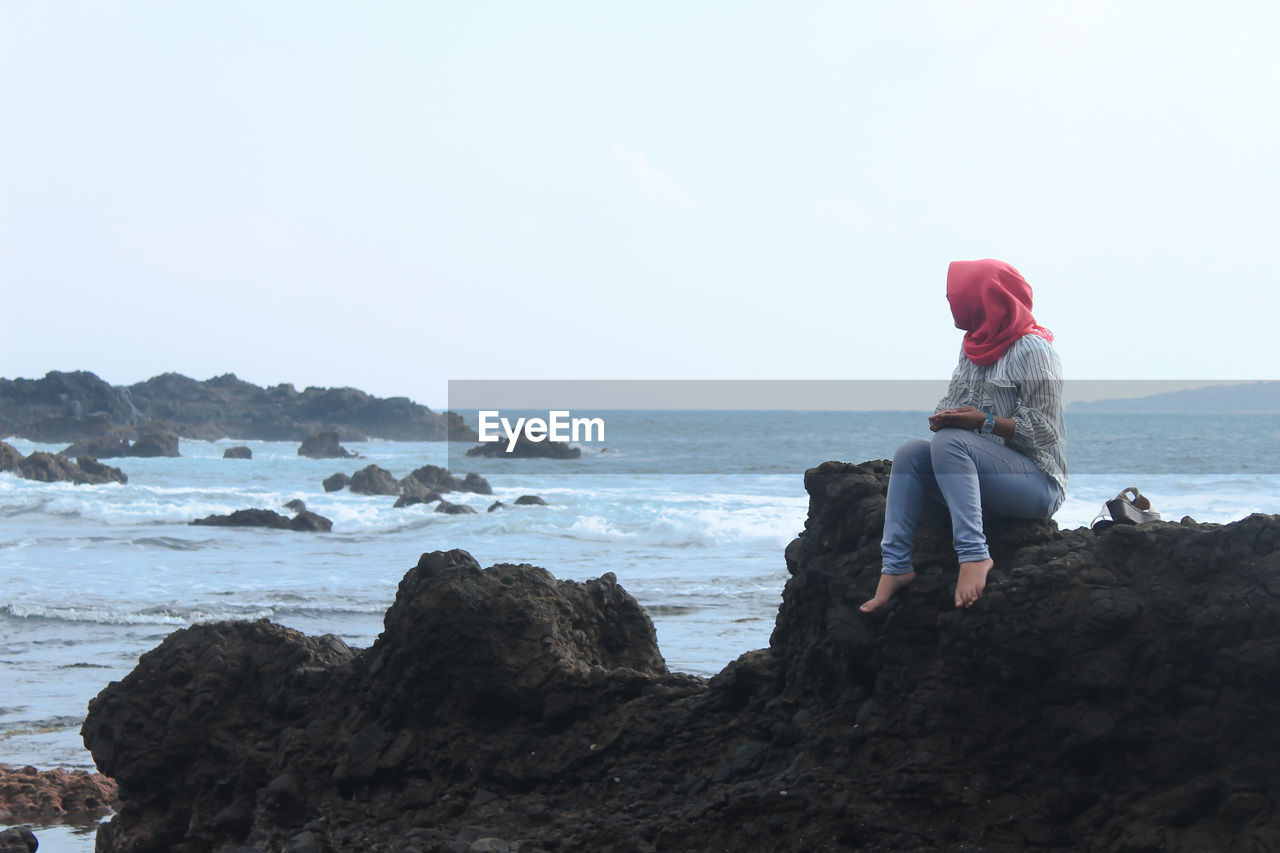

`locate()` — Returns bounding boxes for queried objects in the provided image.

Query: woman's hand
[928,406,986,432]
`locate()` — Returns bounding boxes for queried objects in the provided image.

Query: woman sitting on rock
[861,259,1067,612]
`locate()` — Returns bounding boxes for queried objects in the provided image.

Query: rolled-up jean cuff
[881,565,915,576]
[955,545,991,563]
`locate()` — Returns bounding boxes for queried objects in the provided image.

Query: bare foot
[860,571,915,613]
[955,558,994,608]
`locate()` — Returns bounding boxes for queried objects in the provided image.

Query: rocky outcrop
[513,494,547,506]
[0,442,21,472]
[402,465,491,495]
[466,440,581,459]
[347,464,400,496]
[191,508,333,533]
[0,370,476,443]
[297,430,356,459]
[462,472,493,495]
[0,762,117,820]
[328,464,492,500]
[82,460,1280,852]
[223,445,253,459]
[60,421,181,458]
[434,500,477,515]
[393,494,441,509]
[1,442,127,485]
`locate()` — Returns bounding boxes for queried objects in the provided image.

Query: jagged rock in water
[321,472,349,492]
[348,464,399,496]
[513,494,547,506]
[3,444,127,485]
[61,421,180,458]
[223,445,252,459]
[191,508,333,533]
[466,440,580,459]
[434,500,477,515]
[462,472,493,494]
[82,460,1280,852]
[0,442,22,472]
[296,430,356,459]
[393,493,441,509]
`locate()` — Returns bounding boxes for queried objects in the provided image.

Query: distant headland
[0,371,476,443]
[1069,380,1280,413]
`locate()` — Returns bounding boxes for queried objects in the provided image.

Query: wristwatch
[979,411,995,435]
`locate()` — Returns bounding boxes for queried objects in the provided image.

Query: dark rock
[348,465,399,496]
[0,441,22,472]
[487,501,505,512]
[434,501,477,515]
[393,494,442,509]
[0,370,476,443]
[81,459,1280,853]
[83,621,354,852]
[297,430,356,459]
[191,509,293,530]
[462,473,493,495]
[129,421,181,457]
[466,440,580,459]
[61,421,180,458]
[513,495,547,506]
[402,465,463,494]
[11,451,127,485]
[322,473,349,493]
[0,826,37,853]
[290,511,333,533]
[224,445,253,459]
[283,499,307,513]
[75,456,128,485]
[191,508,332,532]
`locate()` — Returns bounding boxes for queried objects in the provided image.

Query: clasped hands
[928,405,987,432]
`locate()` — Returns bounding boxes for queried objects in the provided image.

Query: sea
[2,410,1278,850]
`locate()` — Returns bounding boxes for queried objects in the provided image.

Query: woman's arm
[1007,341,1064,452]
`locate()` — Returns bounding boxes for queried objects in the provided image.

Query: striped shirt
[935,334,1068,492]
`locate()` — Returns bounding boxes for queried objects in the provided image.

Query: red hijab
[946,259,1054,366]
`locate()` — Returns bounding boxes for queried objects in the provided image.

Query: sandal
[1092,487,1161,531]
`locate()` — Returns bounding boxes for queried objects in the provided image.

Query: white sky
[2,1,1277,408]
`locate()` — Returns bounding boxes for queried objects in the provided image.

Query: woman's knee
[928,427,976,460]
[893,438,931,467]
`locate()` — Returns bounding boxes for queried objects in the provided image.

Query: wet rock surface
[0,762,117,820]
[0,370,475,443]
[223,445,253,459]
[84,460,1280,852]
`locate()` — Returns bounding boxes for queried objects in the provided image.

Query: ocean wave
[129,536,211,551]
[0,714,85,739]
[1,603,275,626]
[551,507,802,550]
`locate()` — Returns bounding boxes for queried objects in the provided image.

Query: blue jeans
[880,428,1064,575]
